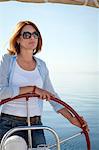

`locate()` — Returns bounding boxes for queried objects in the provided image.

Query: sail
[0,0,99,8]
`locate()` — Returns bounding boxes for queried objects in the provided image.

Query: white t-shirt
[2,61,43,117]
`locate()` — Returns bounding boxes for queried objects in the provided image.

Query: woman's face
[18,25,39,52]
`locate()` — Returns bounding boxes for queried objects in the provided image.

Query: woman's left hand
[58,108,89,132]
[70,116,89,132]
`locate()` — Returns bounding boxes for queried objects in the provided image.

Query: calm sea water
[42,73,99,150]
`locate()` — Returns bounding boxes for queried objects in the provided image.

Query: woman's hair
[8,21,42,55]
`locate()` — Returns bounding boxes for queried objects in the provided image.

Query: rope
[94,0,99,7]
[49,132,83,148]
[44,0,48,3]
[83,0,89,6]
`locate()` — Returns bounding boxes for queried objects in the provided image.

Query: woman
[0,21,88,148]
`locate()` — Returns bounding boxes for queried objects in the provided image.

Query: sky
[0,2,99,86]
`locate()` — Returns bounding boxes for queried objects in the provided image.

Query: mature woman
[0,21,88,148]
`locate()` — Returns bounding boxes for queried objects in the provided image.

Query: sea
[42,72,99,150]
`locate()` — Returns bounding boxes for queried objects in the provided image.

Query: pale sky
[0,2,98,74]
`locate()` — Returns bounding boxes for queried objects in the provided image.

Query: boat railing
[0,125,60,150]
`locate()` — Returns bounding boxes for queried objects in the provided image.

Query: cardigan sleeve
[0,54,19,101]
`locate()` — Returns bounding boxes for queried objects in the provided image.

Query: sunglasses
[20,31,40,39]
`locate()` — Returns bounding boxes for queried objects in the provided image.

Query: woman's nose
[31,34,35,39]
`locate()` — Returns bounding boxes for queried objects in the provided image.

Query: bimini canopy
[0,0,99,8]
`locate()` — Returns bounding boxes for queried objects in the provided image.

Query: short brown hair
[8,21,42,55]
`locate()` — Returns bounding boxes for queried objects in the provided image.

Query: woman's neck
[18,51,34,63]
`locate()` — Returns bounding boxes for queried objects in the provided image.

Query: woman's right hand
[19,86,55,101]
[34,86,55,101]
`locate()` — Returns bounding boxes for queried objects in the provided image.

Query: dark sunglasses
[20,31,40,39]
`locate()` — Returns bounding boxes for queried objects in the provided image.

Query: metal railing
[0,126,60,150]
